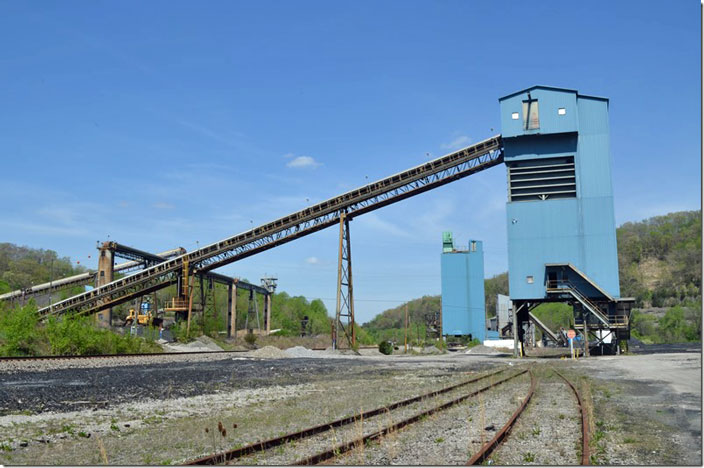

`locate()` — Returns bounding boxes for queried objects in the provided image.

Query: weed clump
[378,340,393,355]
[244,332,257,347]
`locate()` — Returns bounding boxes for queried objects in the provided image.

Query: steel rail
[38,135,503,319]
[186,368,507,465]
[290,370,527,466]
[552,368,591,465]
[467,370,537,465]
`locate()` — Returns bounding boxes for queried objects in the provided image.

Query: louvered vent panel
[508,156,576,202]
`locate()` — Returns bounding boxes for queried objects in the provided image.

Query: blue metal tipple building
[499,86,633,354]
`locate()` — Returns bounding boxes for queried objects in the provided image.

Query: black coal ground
[0,357,493,415]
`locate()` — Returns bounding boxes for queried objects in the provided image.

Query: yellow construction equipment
[123,300,162,327]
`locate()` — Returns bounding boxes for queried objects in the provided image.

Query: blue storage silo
[440,233,486,341]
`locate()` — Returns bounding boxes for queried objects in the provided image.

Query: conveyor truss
[34,136,504,319]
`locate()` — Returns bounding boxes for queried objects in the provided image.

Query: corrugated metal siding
[500,87,578,138]
[500,86,621,300]
[441,240,486,339]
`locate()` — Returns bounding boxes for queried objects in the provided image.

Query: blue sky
[0,1,700,323]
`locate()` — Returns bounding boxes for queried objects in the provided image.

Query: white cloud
[152,202,175,210]
[305,256,320,265]
[286,155,321,169]
[440,135,472,150]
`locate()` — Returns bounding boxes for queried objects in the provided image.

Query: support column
[512,303,519,358]
[96,242,115,328]
[583,311,590,357]
[334,212,356,349]
[186,273,194,339]
[227,283,233,338]
[200,275,206,330]
[265,293,271,335]
[229,282,238,339]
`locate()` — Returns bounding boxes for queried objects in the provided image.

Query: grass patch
[0,303,161,356]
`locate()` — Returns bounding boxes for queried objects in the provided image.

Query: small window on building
[511,112,519,120]
[526,275,534,284]
[558,107,566,115]
[522,98,539,130]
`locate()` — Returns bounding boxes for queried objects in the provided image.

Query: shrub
[378,340,393,355]
[45,315,151,355]
[244,332,257,346]
[169,321,191,343]
[0,302,42,356]
[466,338,481,348]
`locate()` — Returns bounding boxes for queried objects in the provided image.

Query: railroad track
[468,367,591,465]
[553,368,591,465]
[185,367,525,465]
[0,349,250,363]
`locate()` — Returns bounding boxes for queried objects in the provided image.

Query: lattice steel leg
[335,212,356,349]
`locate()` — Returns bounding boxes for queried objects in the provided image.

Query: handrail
[546,280,611,326]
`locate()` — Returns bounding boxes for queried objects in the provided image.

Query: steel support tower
[334,212,355,349]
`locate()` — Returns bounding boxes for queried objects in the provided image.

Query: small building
[440,233,486,341]
[496,294,512,337]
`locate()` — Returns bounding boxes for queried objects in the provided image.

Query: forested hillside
[617,210,701,307]
[0,243,86,295]
[363,210,701,344]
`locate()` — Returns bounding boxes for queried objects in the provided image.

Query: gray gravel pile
[465,345,501,355]
[285,346,319,358]
[248,346,291,359]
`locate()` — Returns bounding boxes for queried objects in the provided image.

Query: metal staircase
[545,281,612,327]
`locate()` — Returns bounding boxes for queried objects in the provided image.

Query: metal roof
[499,85,608,103]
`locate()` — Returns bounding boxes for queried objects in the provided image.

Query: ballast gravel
[490,372,583,465]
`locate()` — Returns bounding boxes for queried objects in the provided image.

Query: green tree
[0,302,42,356]
[659,306,687,342]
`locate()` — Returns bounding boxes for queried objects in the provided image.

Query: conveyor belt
[38,135,503,318]
[0,248,184,303]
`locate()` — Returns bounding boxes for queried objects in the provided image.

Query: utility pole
[404,304,408,353]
